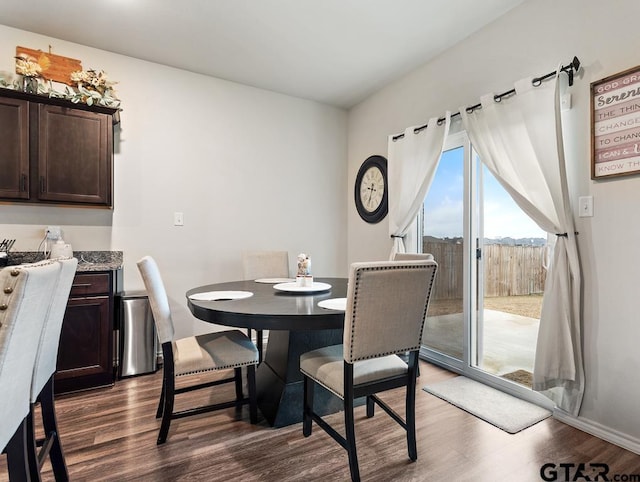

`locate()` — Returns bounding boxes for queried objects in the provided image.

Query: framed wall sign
[591,65,640,179]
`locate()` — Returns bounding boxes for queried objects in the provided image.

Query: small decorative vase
[22,76,38,94]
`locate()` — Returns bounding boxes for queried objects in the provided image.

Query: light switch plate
[579,196,593,217]
[174,212,184,226]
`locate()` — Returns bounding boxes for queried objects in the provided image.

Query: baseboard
[554,410,640,455]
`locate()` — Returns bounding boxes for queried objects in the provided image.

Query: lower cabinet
[55,271,115,394]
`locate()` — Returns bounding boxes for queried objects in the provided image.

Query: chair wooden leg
[39,377,69,481]
[26,406,39,480]
[157,346,175,445]
[256,330,264,363]
[302,375,314,437]
[5,418,30,482]
[156,375,165,419]
[344,397,360,482]
[407,353,418,461]
[234,367,244,401]
[247,365,257,424]
[366,395,375,418]
[343,363,360,482]
[157,371,174,445]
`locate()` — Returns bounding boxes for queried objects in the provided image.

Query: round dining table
[186,277,348,427]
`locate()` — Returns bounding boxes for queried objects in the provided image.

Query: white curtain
[461,70,583,415]
[387,113,451,258]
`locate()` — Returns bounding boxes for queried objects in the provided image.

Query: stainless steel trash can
[118,291,158,378]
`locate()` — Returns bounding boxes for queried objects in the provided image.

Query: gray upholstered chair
[393,252,434,261]
[241,250,289,361]
[392,253,434,374]
[300,259,437,482]
[27,257,78,480]
[137,256,259,445]
[0,261,61,481]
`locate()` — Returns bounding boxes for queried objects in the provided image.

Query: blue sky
[423,147,546,239]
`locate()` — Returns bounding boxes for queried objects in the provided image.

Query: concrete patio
[424,309,540,380]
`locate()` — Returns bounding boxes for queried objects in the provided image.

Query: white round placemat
[273,282,332,293]
[317,298,347,311]
[188,290,253,301]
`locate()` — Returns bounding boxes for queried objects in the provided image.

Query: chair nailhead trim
[0,268,22,328]
[177,359,258,377]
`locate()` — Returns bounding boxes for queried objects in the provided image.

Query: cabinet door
[0,97,29,199]
[55,295,113,392]
[38,104,112,206]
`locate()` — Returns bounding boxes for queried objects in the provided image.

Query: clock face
[355,155,388,223]
[360,166,385,213]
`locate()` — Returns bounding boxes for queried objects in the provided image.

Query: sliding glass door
[420,132,470,370]
[420,131,550,404]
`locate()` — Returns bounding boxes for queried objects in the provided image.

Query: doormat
[423,376,551,434]
[501,369,533,388]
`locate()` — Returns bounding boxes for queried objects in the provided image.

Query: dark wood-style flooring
[2,361,639,481]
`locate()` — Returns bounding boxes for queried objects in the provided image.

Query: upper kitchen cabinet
[0,96,29,200]
[0,89,119,208]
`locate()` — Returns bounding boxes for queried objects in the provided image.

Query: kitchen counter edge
[6,251,123,272]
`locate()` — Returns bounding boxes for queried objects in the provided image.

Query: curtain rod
[391,56,581,141]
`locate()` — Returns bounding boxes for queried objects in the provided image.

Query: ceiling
[0,0,525,108]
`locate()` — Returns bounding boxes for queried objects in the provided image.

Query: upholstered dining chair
[0,260,61,481]
[137,256,259,445]
[300,259,437,482]
[392,253,434,376]
[27,257,78,481]
[241,250,289,361]
[393,252,434,261]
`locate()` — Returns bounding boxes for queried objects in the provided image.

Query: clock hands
[364,183,378,209]
[367,183,375,205]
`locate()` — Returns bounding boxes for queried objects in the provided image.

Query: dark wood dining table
[186,277,347,427]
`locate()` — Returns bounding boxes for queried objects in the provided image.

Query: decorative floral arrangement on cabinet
[0,45,121,108]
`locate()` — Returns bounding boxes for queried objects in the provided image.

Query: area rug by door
[423,376,551,434]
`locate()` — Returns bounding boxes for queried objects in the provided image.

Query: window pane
[422,146,464,360]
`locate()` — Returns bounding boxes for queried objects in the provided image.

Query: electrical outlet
[46,226,61,239]
[174,212,184,226]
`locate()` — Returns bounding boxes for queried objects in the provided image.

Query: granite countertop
[6,251,123,272]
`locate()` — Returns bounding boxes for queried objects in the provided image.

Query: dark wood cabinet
[55,271,115,394]
[0,96,29,199]
[0,89,117,207]
[37,104,113,205]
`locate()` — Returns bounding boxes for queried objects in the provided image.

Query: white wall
[0,25,348,337]
[347,0,640,450]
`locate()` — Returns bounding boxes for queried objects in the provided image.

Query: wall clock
[354,155,388,223]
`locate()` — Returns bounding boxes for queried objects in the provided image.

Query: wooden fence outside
[423,241,547,299]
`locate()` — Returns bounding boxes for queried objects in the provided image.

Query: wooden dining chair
[241,250,289,362]
[393,252,434,261]
[0,261,61,481]
[300,259,437,482]
[27,257,78,481]
[393,252,435,364]
[137,256,259,445]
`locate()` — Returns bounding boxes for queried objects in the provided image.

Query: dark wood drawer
[70,273,111,297]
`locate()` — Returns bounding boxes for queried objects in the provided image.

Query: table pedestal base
[257,328,346,427]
